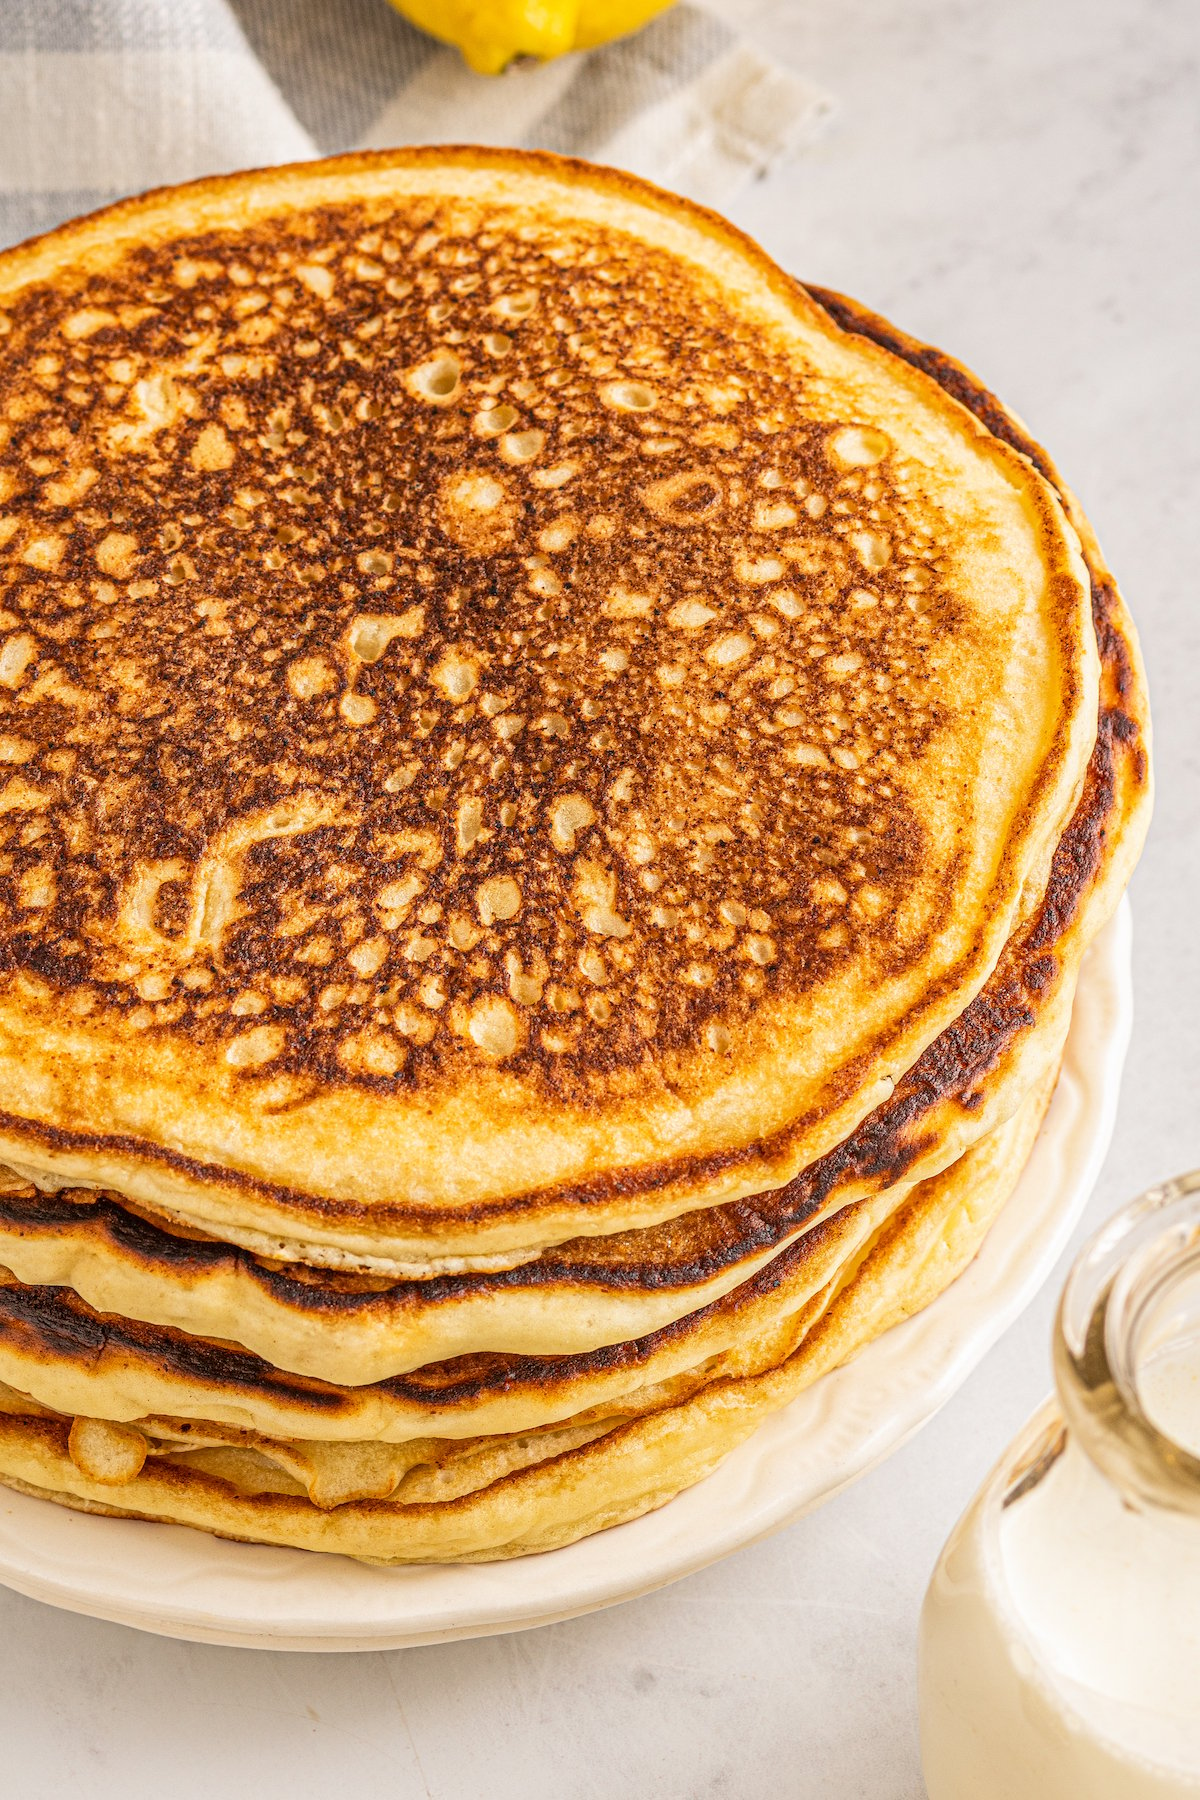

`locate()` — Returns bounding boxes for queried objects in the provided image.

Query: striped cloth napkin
[0,0,833,251]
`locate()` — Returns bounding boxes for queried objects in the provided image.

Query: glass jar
[919,1172,1200,1798]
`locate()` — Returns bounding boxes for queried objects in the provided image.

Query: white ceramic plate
[0,902,1132,1651]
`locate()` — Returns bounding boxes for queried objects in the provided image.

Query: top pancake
[0,149,1098,1258]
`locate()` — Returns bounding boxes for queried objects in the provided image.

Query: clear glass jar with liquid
[920,1173,1200,1798]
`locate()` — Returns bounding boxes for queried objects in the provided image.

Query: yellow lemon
[389,0,677,75]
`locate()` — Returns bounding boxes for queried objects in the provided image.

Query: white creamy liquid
[920,1395,1200,1799]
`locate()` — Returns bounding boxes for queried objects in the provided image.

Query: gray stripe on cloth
[0,0,245,54]
[0,2,832,249]
[225,0,438,154]
[528,7,732,156]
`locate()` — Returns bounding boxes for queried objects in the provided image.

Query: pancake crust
[0,149,1100,1258]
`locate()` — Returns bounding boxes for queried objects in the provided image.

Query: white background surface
[0,1,1197,1794]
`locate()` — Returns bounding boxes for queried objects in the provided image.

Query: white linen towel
[0,0,833,248]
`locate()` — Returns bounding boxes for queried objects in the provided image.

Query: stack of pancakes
[0,151,1148,1562]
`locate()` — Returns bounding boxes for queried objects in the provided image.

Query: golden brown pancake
[0,149,1101,1263]
[0,168,1150,1569]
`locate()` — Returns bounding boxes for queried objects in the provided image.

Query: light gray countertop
[1,1,1197,1794]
